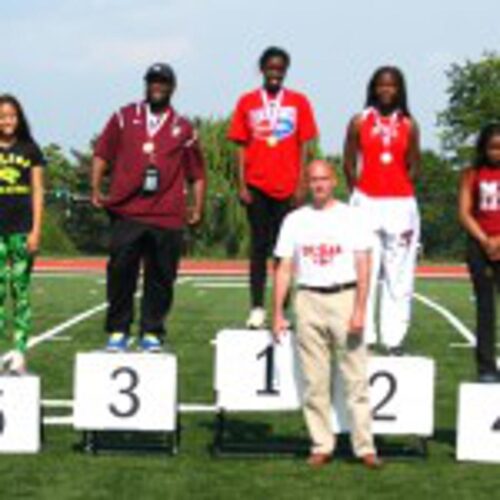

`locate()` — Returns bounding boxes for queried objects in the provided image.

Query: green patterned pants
[0,234,33,353]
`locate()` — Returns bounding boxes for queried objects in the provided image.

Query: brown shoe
[307,453,331,468]
[360,453,383,469]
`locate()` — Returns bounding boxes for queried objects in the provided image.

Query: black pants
[246,186,292,308]
[106,217,183,337]
[467,237,500,375]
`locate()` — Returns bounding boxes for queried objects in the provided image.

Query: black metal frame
[78,413,181,456]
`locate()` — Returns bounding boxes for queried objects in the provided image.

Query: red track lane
[34,258,469,278]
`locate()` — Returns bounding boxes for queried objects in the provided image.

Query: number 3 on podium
[109,367,141,419]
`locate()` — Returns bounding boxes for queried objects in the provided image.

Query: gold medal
[143,141,155,154]
[267,136,278,147]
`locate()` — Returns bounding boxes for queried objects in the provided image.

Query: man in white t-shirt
[273,160,382,469]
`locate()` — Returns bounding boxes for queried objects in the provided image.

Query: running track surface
[35,258,469,279]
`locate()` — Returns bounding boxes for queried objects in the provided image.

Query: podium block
[0,375,41,454]
[74,352,177,432]
[457,383,500,463]
[214,329,303,412]
[331,356,435,436]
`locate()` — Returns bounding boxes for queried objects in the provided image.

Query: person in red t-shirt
[343,66,421,355]
[228,46,318,328]
[459,123,500,382]
[91,63,206,352]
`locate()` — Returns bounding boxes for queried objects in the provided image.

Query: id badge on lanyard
[143,164,160,195]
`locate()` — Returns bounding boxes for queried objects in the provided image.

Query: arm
[343,115,361,193]
[27,166,44,254]
[293,140,315,206]
[91,113,121,208]
[236,145,252,204]
[187,177,206,226]
[272,257,294,342]
[349,249,372,335]
[407,119,421,182]
[91,156,109,208]
[294,96,319,205]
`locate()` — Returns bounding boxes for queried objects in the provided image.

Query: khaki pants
[295,289,376,457]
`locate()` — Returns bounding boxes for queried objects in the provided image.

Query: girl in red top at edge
[228,47,318,329]
[343,66,421,355]
[459,124,500,383]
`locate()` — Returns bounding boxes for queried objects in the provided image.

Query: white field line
[193,282,247,289]
[1,278,189,364]
[191,283,477,347]
[413,292,475,346]
[42,402,217,426]
[33,274,102,279]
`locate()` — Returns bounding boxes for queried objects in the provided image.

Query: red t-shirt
[356,107,414,198]
[94,102,205,229]
[228,88,318,200]
[472,166,500,236]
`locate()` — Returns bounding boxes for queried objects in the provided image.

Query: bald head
[307,160,337,181]
[306,160,337,207]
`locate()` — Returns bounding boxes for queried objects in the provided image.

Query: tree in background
[438,52,500,165]
[42,51,500,261]
[414,151,464,260]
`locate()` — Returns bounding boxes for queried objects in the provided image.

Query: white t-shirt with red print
[274,202,374,287]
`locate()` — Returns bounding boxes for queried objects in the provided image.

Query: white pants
[350,190,420,348]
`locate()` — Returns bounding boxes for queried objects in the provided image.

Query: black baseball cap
[144,63,176,84]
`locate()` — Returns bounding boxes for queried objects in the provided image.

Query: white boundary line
[2,278,189,363]
[42,402,218,426]
[30,280,477,427]
[413,292,476,346]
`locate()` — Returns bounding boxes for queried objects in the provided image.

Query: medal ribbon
[372,107,399,149]
[145,104,170,140]
[261,88,285,139]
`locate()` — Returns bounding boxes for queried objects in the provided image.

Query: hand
[272,312,289,343]
[483,237,500,260]
[187,207,203,226]
[91,189,107,208]
[238,185,253,205]
[26,231,41,254]
[348,309,365,336]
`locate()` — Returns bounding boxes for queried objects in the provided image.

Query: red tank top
[356,107,414,197]
[473,167,500,236]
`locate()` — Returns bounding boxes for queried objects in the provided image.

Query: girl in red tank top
[459,123,500,382]
[342,67,421,355]
[344,66,421,197]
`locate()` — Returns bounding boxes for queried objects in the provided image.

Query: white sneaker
[246,307,267,329]
[7,351,26,375]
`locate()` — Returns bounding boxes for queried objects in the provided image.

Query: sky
[2,0,499,154]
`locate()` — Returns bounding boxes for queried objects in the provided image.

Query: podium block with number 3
[0,375,41,454]
[73,352,177,432]
[457,383,500,463]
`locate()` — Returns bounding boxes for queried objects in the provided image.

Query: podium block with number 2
[332,357,435,436]
[73,352,177,432]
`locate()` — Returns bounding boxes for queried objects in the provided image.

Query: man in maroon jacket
[91,63,206,352]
